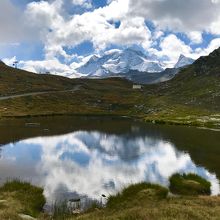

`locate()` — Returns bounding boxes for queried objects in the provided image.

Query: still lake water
[0,116,220,205]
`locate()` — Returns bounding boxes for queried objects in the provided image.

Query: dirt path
[0,85,81,101]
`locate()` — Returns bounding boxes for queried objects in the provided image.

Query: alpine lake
[0,116,219,209]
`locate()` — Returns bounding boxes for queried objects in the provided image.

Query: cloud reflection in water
[0,131,219,203]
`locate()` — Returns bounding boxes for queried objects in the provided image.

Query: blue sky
[0,0,220,74]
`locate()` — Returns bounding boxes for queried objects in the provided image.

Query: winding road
[0,85,81,101]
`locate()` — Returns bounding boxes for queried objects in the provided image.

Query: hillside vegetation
[141,48,220,127]
[0,61,77,95]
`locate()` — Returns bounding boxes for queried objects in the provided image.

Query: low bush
[169,173,211,196]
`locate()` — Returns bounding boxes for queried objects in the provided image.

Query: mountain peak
[174,54,194,68]
[193,47,220,73]
[123,47,149,58]
[209,47,220,57]
[75,48,164,78]
[179,54,186,59]
[88,55,100,63]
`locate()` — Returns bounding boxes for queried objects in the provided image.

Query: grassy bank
[0,180,46,220]
[66,174,219,220]
[0,175,219,220]
[71,191,220,220]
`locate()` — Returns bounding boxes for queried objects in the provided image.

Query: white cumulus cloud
[1,0,220,75]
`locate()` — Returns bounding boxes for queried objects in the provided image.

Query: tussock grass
[0,180,46,219]
[67,181,220,220]
[169,173,211,196]
[52,201,73,220]
[0,179,219,220]
[107,183,168,209]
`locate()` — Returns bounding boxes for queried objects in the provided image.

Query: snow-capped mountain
[174,54,194,68]
[75,48,165,78]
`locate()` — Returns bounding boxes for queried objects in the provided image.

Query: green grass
[0,179,219,220]
[0,74,219,129]
[0,180,46,219]
[169,173,211,196]
[52,200,73,220]
[51,199,102,220]
[107,183,168,209]
[67,181,220,220]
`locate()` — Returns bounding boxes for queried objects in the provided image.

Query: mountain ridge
[75,47,165,78]
[174,54,194,68]
[0,47,220,130]
[71,48,196,81]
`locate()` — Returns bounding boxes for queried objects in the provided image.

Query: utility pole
[13,61,18,68]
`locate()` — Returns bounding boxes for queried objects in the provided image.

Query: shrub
[169,173,211,196]
[107,183,168,208]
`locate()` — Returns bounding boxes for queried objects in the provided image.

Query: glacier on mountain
[74,48,165,78]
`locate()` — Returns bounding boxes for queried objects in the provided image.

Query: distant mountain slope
[153,47,220,111]
[173,47,220,80]
[73,48,197,84]
[118,68,179,84]
[0,61,77,96]
[174,54,194,68]
[193,47,220,75]
[75,48,165,78]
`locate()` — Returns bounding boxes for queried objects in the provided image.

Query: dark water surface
[0,116,219,204]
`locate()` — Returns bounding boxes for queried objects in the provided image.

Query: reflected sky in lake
[0,130,219,204]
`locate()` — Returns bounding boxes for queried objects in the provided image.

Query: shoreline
[0,178,219,220]
[1,112,220,131]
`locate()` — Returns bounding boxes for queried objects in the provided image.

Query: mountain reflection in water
[0,130,219,204]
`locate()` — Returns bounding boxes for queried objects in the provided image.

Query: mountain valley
[0,47,219,129]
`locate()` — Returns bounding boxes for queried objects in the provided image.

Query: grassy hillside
[0,48,220,128]
[155,47,220,111]
[140,48,220,127]
[0,61,78,95]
